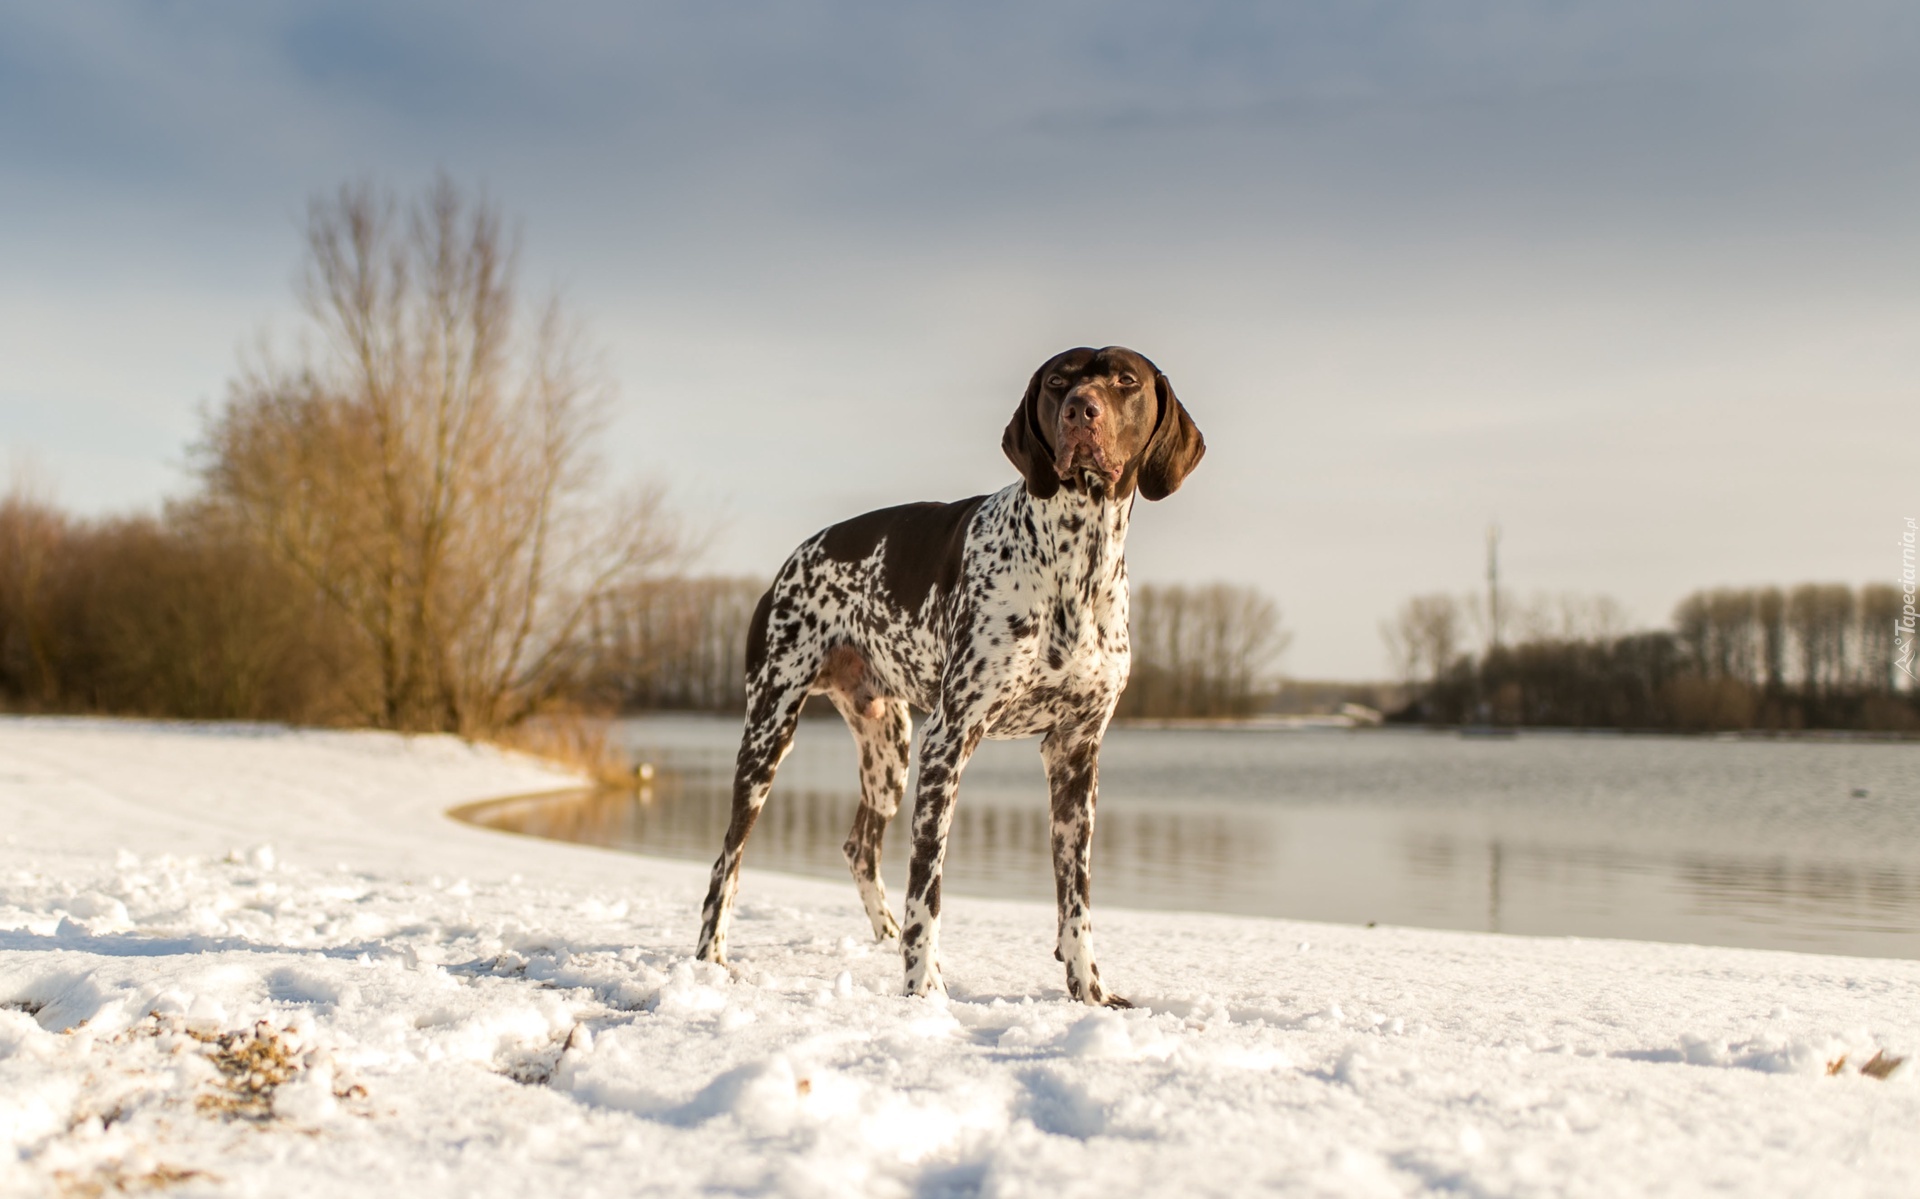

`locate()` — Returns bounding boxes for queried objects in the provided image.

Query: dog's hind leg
[831,689,911,941]
[696,660,813,966]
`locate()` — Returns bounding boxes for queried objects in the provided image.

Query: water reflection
[456,717,1920,959]
[468,776,1272,914]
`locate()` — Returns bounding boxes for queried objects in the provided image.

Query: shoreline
[652,706,1920,741]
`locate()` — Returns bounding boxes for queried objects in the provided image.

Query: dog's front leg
[1042,727,1128,1007]
[899,704,982,998]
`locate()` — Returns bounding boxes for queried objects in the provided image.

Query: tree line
[3,474,1291,725]
[3,176,1296,731]
[582,576,763,713]
[1116,582,1291,718]
[0,488,361,723]
[1383,584,1919,732]
[571,576,1293,720]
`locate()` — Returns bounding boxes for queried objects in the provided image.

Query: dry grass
[192,1021,302,1121]
[488,709,637,786]
[53,1163,209,1198]
[32,1018,377,1198]
[1826,1050,1906,1080]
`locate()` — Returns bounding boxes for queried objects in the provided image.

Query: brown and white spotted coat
[695,346,1205,1005]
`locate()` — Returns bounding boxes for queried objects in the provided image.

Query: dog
[695,346,1204,1004]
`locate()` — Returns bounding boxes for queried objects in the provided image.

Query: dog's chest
[961,493,1131,734]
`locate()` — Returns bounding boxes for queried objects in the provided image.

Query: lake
[460,713,1920,958]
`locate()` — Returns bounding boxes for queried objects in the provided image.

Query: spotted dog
[695,346,1205,1005]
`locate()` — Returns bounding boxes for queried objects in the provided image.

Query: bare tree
[1672,591,1711,676]
[1814,584,1856,692]
[1125,582,1290,717]
[1858,583,1901,692]
[1705,588,1758,683]
[201,176,679,735]
[1672,588,1756,682]
[592,575,764,712]
[1786,583,1825,692]
[1509,591,1632,645]
[1187,582,1292,714]
[1382,593,1464,691]
[1576,593,1634,643]
[1755,586,1787,691]
[1784,583,1861,694]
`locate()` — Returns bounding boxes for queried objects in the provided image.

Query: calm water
[461,713,1920,958]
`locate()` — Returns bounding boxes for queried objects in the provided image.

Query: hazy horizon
[3,2,1915,678]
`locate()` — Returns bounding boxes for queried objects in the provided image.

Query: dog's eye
[1117,373,1137,387]
[1047,375,1067,389]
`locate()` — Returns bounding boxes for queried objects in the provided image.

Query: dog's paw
[903,960,946,999]
[1065,961,1127,1007]
[1068,982,1128,1007]
[872,909,901,942]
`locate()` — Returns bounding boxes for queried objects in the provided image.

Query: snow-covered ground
[3,717,1918,1198]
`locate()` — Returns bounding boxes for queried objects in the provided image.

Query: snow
[3,717,1920,1197]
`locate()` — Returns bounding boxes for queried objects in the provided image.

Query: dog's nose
[1062,393,1101,426]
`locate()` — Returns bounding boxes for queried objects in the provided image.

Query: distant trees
[1386,580,1919,732]
[0,481,360,722]
[1672,583,1899,695]
[1382,590,1630,699]
[1657,581,1916,730]
[586,576,763,712]
[583,576,1294,720]
[1756,586,1787,691]
[1380,594,1465,692]
[200,176,678,735]
[1860,585,1905,693]
[1119,582,1291,718]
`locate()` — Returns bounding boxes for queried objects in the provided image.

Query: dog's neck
[1018,483,1133,602]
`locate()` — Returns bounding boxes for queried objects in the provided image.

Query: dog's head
[1002,346,1205,503]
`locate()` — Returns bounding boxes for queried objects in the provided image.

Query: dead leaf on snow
[1861,1050,1906,1080]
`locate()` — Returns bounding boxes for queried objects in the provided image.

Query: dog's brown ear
[1137,372,1206,501]
[1002,366,1061,499]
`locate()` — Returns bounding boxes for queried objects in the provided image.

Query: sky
[2,1,1915,678]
